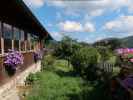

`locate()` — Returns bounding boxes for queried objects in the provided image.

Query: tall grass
[26,59,111,100]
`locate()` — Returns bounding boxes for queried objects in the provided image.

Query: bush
[96,46,113,62]
[71,47,101,81]
[41,54,56,71]
[25,73,40,85]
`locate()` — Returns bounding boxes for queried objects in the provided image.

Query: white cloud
[127,0,133,13]
[89,9,104,16]
[59,21,95,32]
[23,0,45,8]
[59,21,83,32]
[23,0,133,14]
[84,22,95,32]
[104,15,133,33]
[46,0,131,16]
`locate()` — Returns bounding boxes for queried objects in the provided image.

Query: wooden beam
[1,22,4,54]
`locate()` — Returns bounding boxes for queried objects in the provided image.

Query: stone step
[1,87,20,100]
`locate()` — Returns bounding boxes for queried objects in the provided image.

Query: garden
[23,37,132,100]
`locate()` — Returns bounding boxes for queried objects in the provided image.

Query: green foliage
[112,67,120,76]
[121,36,133,48]
[27,71,83,100]
[25,73,40,85]
[41,54,56,71]
[54,60,73,71]
[93,38,124,50]
[53,36,81,60]
[45,40,58,49]
[26,60,110,100]
[71,47,101,81]
[96,46,113,61]
[107,38,124,50]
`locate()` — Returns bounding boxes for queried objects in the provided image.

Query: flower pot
[5,65,16,76]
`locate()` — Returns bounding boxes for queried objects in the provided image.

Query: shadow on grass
[66,82,112,100]
[54,68,112,100]
[54,70,78,77]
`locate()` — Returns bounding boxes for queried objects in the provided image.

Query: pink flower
[116,48,133,55]
[116,49,123,54]
[130,58,133,63]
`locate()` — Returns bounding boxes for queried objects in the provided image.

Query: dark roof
[0,0,48,37]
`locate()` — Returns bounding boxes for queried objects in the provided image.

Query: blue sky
[23,0,133,43]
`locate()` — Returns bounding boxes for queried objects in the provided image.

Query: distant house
[0,0,49,98]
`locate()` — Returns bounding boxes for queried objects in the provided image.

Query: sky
[23,0,133,43]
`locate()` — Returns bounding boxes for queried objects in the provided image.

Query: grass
[26,59,112,100]
[113,67,120,76]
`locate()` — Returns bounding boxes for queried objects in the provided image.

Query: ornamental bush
[25,73,40,85]
[116,48,133,67]
[41,54,56,71]
[71,47,101,81]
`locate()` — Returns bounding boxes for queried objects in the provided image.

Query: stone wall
[0,61,41,100]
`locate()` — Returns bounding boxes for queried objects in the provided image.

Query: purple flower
[34,50,43,62]
[122,75,133,89]
[4,50,24,69]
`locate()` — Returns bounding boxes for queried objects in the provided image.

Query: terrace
[0,0,51,99]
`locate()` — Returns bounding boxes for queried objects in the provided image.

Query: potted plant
[33,50,43,62]
[4,50,24,76]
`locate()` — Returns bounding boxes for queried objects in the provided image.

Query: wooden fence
[97,62,114,73]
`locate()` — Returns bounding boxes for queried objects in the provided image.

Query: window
[14,27,20,50]
[3,23,12,52]
[20,30,25,51]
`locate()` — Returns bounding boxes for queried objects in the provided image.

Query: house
[0,0,50,99]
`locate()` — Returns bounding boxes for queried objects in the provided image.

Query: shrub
[71,47,101,81]
[41,54,56,71]
[96,46,113,62]
[25,73,40,85]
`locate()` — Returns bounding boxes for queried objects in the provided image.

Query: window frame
[3,23,13,53]
[13,27,21,51]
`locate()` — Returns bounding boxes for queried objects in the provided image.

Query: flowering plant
[4,50,24,69]
[33,50,43,62]
[116,48,133,63]
[122,75,133,89]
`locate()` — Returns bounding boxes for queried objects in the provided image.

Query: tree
[93,38,124,50]
[71,47,101,81]
[53,36,81,66]
[96,46,113,62]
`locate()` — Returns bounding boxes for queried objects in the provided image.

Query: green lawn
[26,60,112,100]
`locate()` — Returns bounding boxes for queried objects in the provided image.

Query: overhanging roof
[0,0,48,37]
